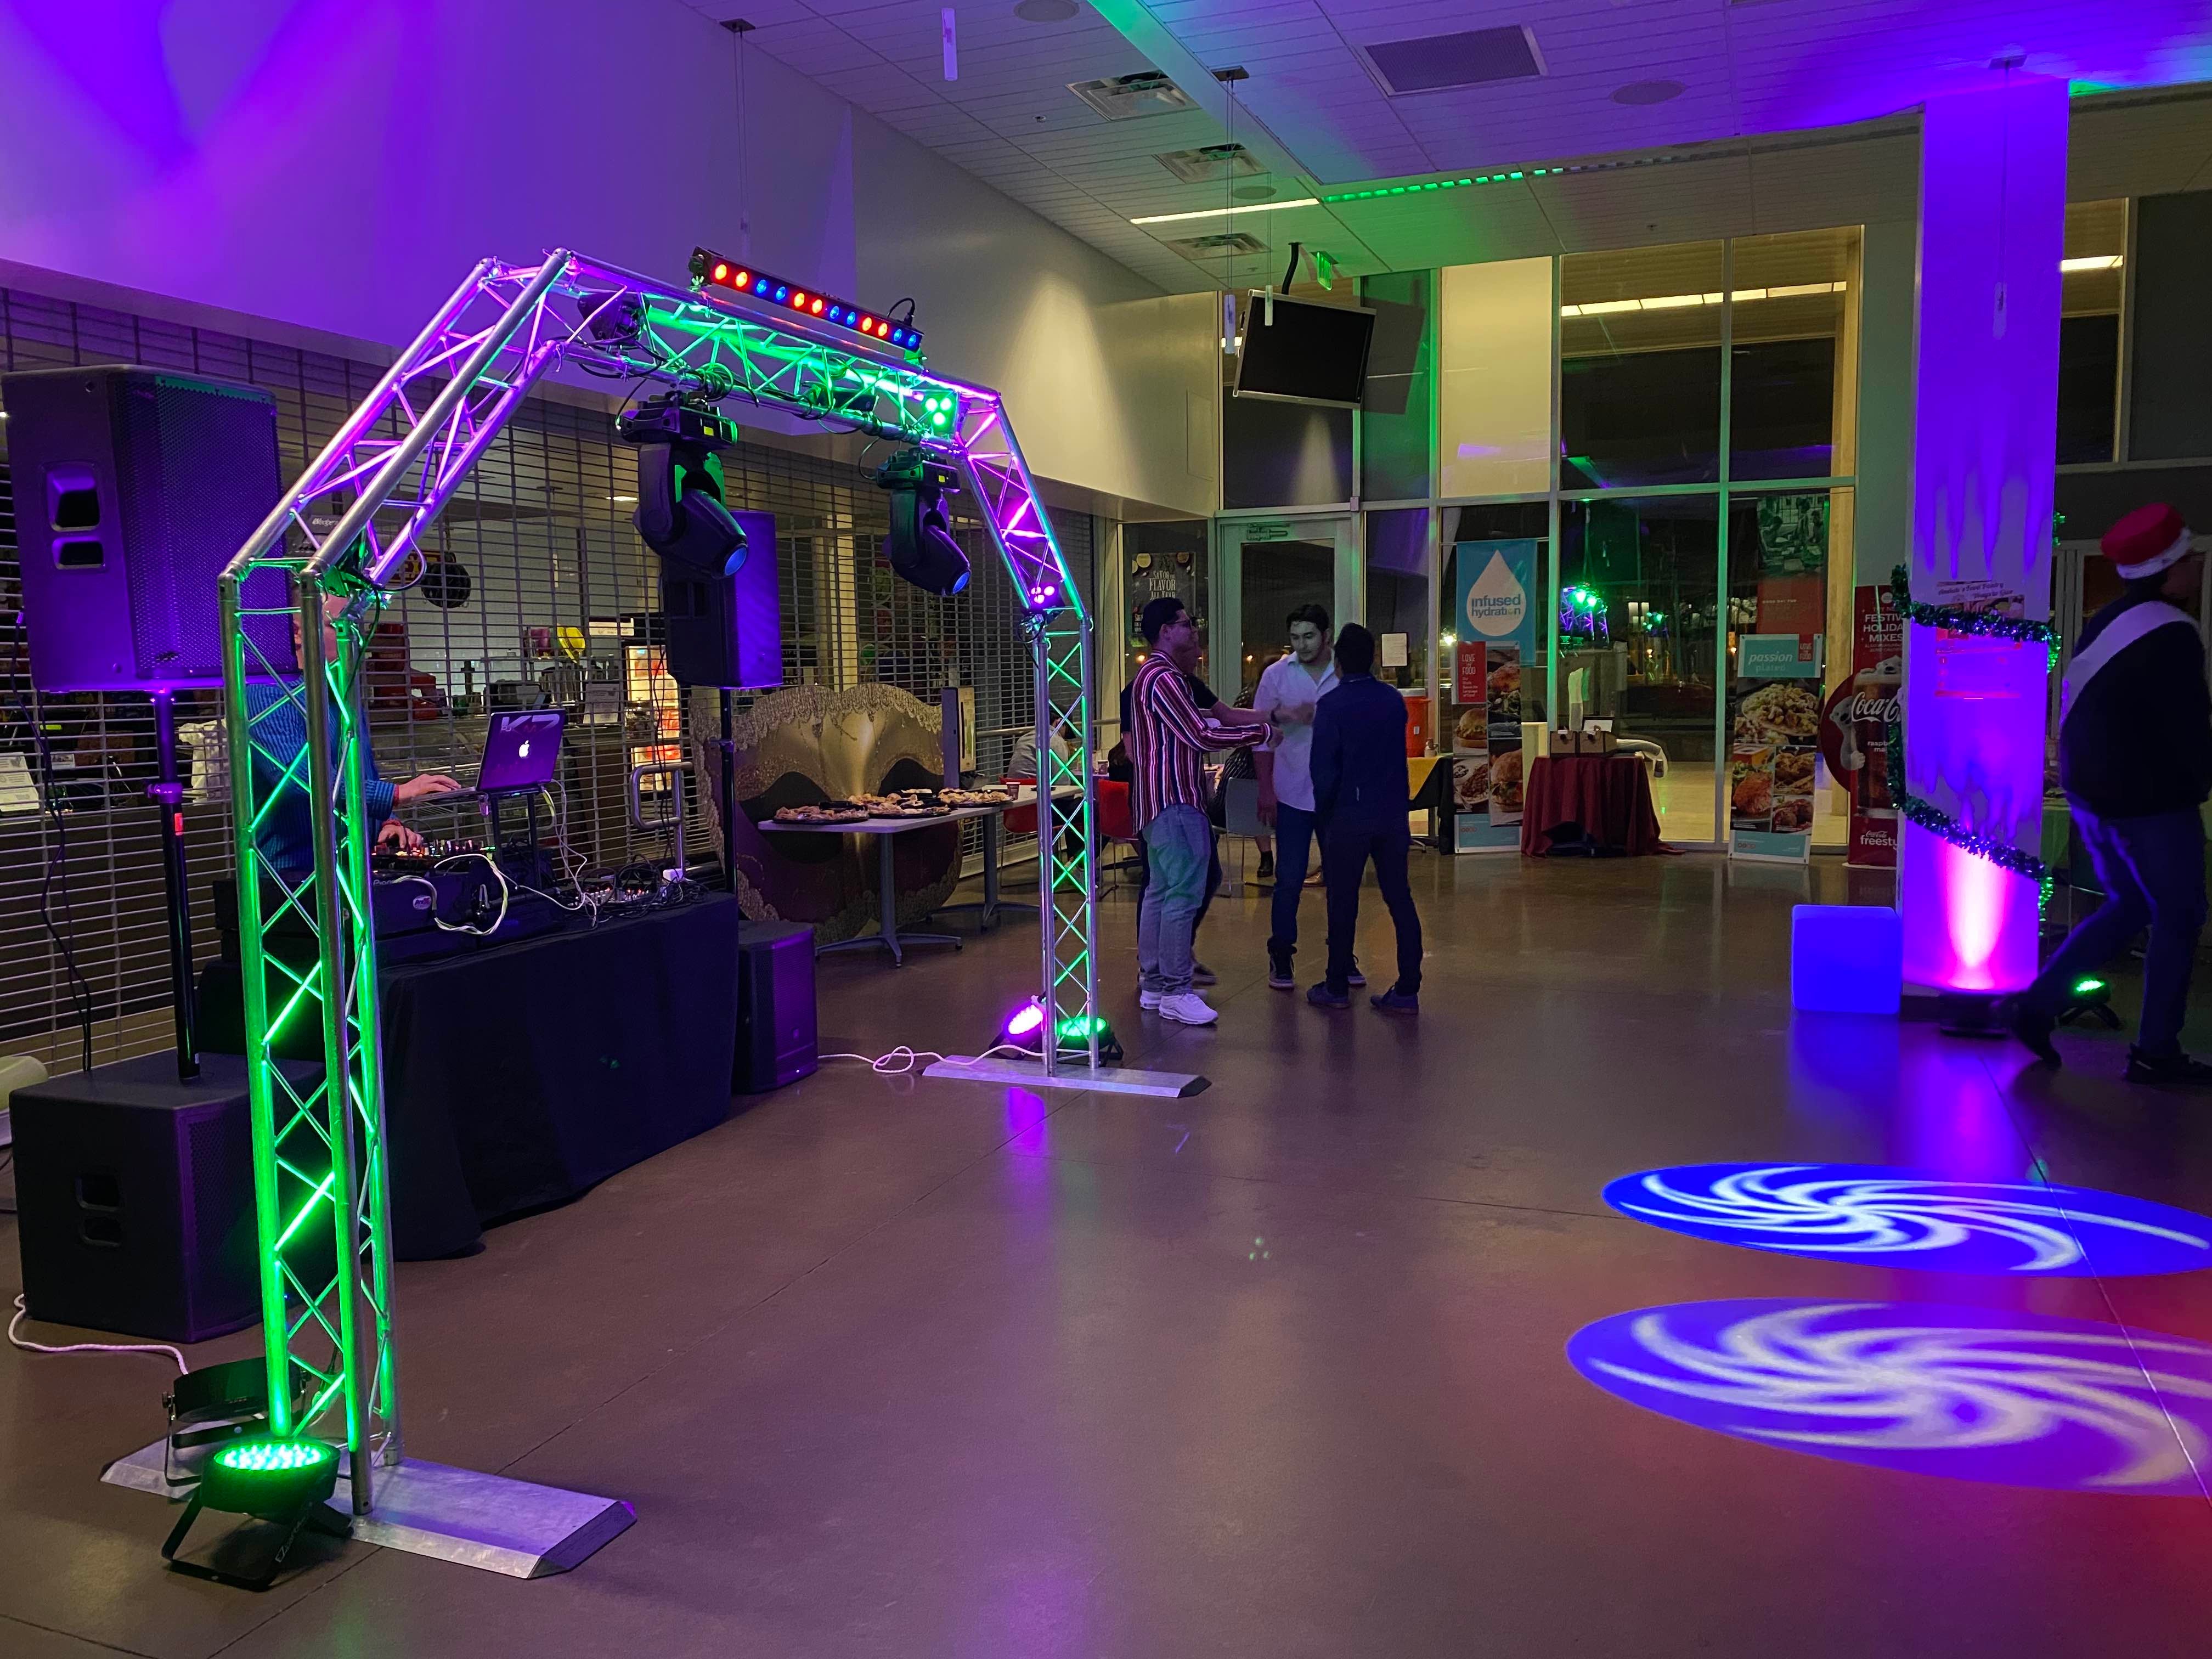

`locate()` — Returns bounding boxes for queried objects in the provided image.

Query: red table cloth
[1519,754,1668,856]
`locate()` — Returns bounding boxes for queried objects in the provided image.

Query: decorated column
[1898,75,2067,995]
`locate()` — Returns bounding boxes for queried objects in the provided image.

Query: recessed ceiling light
[1613,79,1684,105]
[1015,0,1079,20]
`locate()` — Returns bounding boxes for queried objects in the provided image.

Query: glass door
[1214,517,1361,704]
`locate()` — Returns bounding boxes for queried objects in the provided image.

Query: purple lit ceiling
[707,0,2212,288]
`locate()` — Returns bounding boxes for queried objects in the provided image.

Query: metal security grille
[0,285,1093,1075]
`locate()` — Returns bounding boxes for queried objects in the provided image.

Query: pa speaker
[660,510,785,689]
[10,1053,266,1343]
[1,364,293,693]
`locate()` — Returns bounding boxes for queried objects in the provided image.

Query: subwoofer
[1,364,291,693]
[736,921,818,1093]
[10,1053,262,1342]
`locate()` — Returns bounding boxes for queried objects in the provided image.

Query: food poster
[1456,540,1538,842]
[1728,499,1828,861]
[1818,584,1901,868]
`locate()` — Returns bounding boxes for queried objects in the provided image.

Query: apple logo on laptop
[517,741,531,759]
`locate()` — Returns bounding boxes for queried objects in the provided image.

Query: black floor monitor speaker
[11,1053,264,1343]
[1,364,291,693]
[736,921,818,1093]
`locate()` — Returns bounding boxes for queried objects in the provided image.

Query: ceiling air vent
[1355,26,1547,97]
[1166,232,1266,257]
[1155,144,1264,184]
[1068,71,1196,121]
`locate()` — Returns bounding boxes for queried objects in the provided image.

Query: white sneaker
[1158,991,1218,1026]
[1139,989,1163,1009]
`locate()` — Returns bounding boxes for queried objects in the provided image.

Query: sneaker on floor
[1158,991,1219,1026]
[1306,982,1350,1009]
[1139,988,1163,1010]
[1346,958,1367,988]
[1191,961,1218,987]
[1268,946,1295,990]
[1256,851,1276,881]
[1995,995,2060,1066]
[2125,1047,2212,1086]
[1370,988,1419,1015]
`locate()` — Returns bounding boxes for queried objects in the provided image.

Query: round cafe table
[1519,753,1668,856]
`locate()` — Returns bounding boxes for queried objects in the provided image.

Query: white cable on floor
[821,1043,1031,1076]
[9,1294,185,1374]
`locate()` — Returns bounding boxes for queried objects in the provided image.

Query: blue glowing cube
[1791,903,1901,1015]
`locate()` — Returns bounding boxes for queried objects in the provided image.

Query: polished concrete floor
[6,851,2212,1657]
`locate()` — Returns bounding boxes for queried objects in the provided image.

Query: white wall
[0,0,1214,514]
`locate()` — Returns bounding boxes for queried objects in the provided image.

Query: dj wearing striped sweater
[1127,595,1272,1026]
[2001,504,2212,1084]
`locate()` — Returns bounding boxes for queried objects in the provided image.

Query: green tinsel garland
[1884,563,2059,910]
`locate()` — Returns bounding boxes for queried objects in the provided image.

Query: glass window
[1559,242,1724,490]
[1442,501,1549,727]
[1222,397,1352,509]
[1362,271,1434,501]
[1729,228,1861,482]
[1364,508,1430,690]
[1438,258,1553,498]
[1560,494,1719,842]
[2058,200,2124,465]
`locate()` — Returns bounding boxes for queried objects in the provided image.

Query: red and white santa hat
[2101,503,2195,579]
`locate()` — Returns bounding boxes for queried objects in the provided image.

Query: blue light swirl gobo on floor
[1568,1300,2212,1495]
[1600,1164,2212,1276]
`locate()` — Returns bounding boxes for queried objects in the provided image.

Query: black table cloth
[200,894,742,1259]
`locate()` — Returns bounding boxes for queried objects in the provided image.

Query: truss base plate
[105,1440,633,1578]
[924,1056,1210,1097]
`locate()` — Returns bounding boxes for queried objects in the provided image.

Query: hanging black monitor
[1234,295,1376,409]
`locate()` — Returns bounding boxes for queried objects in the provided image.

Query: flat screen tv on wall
[1235,295,1376,408]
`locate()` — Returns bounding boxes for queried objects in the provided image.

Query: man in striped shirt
[1128,596,1271,1025]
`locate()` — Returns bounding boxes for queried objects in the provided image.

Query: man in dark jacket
[1307,625,1422,1014]
[2002,503,2212,1083]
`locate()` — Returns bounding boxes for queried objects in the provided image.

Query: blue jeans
[1268,802,1318,955]
[2022,804,2207,1056]
[1137,805,1212,997]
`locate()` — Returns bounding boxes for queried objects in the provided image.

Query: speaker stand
[149,691,198,1082]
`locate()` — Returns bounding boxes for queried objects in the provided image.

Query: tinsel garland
[1888,563,2062,667]
[1884,563,2059,911]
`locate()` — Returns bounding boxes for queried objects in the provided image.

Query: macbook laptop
[475,710,565,795]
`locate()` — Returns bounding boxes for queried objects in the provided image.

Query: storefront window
[1560,494,1719,842]
[1237,535,1334,699]
[2058,200,2124,465]
[1559,242,1724,490]
[1439,257,1553,498]
[1729,229,1860,482]
[1365,508,1431,690]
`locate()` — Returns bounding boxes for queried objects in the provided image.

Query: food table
[764,787,1076,965]
[1407,754,1452,850]
[1519,753,1668,857]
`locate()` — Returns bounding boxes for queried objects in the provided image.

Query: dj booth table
[200,893,742,1259]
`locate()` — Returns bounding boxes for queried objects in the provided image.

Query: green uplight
[213,1437,336,1475]
[2073,978,2108,996]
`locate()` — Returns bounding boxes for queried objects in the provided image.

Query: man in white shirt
[1254,603,1350,991]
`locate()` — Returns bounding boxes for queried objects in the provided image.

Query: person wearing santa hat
[2002,503,2212,1082]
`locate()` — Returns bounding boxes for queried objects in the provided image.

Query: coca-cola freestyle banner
[1818,585,1902,868]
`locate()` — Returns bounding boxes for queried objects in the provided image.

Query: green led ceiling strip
[1321,152,1691,204]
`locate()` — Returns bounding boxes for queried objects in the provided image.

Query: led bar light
[689,247,922,351]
